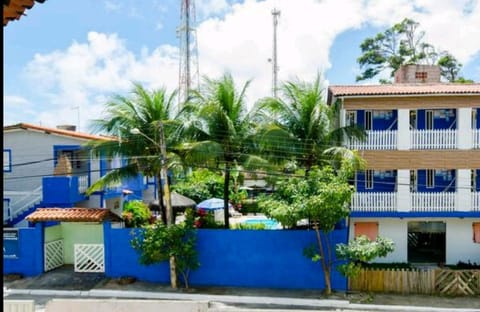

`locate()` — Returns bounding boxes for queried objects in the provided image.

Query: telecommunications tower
[271,8,280,98]
[178,0,200,109]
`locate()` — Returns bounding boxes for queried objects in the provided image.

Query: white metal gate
[44,239,64,272]
[74,244,104,273]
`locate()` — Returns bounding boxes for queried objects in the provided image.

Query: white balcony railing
[410,129,457,149]
[473,192,480,211]
[410,192,456,212]
[350,192,397,212]
[78,175,88,193]
[347,130,397,150]
[474,129,480,149]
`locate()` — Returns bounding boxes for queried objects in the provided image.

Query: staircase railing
[3,185,43,223]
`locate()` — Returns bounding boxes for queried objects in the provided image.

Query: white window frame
[426,110,434,130]
[3,149,12,172]
[410,170,417,192]
[426,169,435,189]
[365,170,374,190]
[346,111,356,127]
[365,110,373,131]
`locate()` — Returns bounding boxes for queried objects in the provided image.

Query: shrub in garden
[122,200,152,228]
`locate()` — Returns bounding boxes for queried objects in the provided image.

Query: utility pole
[271,8,280,98]
[178,0,200,111]
[158,121,177,289]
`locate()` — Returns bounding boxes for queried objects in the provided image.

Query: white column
[457,108,472,149]
[340,108,346,128]
[456,169,471,211]
[397,169,410,212]
[397,109,410,150]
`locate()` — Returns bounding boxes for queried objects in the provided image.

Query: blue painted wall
[104,224,348,291]
[476,169,480,192]
[416,169,456,192]
[416,109,456,130]
[356,171,396,192]
[42,176,85,205]
[3,223,44,276]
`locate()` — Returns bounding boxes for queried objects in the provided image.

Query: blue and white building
[3,123,155,227]
[328,65,480,264]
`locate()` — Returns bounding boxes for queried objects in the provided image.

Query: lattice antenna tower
[271,8,280,98]
[178,0,200,110]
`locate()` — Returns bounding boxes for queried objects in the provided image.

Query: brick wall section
[394,65,441,83]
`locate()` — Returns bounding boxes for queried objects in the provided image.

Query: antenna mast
[178,0,200,110]
[271,8,280,98]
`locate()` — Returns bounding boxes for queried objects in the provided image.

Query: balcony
[346,130,397,150]
[410,129,457,150]
[350,191,477,213]
[42,175,89,205]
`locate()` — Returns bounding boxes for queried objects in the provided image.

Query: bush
[231,223,266,230]
[240,200,262,214]
[122,200,152,228]
[362,262,413,270]
[193,208,224,229]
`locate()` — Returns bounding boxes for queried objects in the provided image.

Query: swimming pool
[242,218,282,230]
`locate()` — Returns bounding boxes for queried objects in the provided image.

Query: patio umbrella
[196,198,231,211]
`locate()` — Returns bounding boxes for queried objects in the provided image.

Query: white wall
[446,218,480,264]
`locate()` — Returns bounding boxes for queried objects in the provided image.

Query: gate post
[103,221,111,276]
[34,222,44,275]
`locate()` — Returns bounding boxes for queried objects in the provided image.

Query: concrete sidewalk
[4,267,480,312]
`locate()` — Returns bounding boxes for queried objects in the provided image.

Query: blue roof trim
[350,211,480,218]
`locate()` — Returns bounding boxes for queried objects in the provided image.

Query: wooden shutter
[473,223,480,243]
[354,222,379,241]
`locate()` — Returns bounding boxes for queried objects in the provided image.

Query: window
[365,110,372,130]
[473,170,477,191]
[426,169,435,188]
[354,222,378,241]
[473,223,480,243]
[473,109,477,129]
[410,110,417,129]
[346,111,356,126]
[426,110,434,130]
[410,170,417,192]
[365,170,374,189]
[415,71,428,80]
[3,149,12,172]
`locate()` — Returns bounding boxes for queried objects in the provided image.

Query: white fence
[350,192,397,211]
[410,192,456,211]
[474,129,480,149]
[74,244,104,273]
[347,130,397,150]
[473,192,480,211]
[44,239,64,272]
[411,129,457,149]
[3,300,35,312]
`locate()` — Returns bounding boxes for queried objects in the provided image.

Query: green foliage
[231,223,266,230]
[356,18,465,82]
[239,199,261,214]
[193,208,224,229]
[335,235,395,278]
[122,200,152,228]
[172,169,225,203]
[130,208,200,288]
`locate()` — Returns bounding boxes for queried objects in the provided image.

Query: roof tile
[26,208,120,223]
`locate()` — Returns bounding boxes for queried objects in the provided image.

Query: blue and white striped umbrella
[196,198,232,211]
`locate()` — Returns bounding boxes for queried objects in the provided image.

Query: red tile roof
[3,0,46,27]
[3,123,116,141]
[328,83,480,98]
[26,208,120,223]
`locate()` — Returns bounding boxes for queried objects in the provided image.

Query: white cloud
[104,0,122,12]
[13,0,480,132]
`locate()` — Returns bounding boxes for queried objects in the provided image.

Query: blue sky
[4,0,480,132]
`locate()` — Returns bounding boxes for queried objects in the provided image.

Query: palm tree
[178,73,266,229]
[255,75,365,175]
[86,83,179,223]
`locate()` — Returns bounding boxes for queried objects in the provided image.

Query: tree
[131,209,200,289]
[178,73,268,229]
[258,164,354,295]
[356,18,464,82]
[256,75,365,175]
[85,82,180,288]
[335,235,395,278]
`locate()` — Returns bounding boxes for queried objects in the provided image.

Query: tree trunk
[314,224,332,295]
[169,256,177,289]
[223,164,230,229]
[156,173,167,224]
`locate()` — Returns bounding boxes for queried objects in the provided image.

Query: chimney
[394,64,441,83]
[56,125,76,131]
